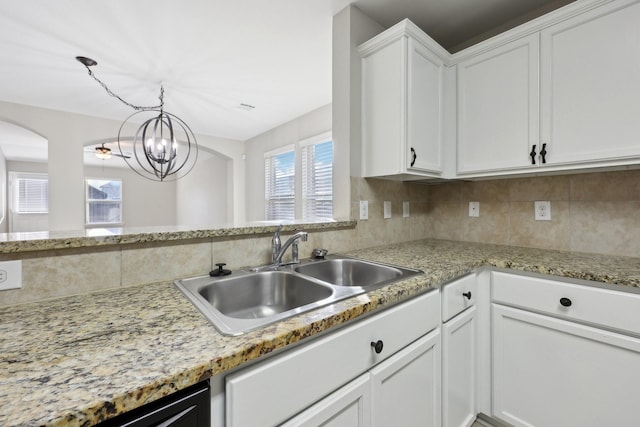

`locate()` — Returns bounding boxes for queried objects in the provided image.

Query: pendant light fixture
[76,56,198,181]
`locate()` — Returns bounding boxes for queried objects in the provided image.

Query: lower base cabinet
[224,290,441,427]
[492,271,640,427]
[283,329,441,427]
[442,306,476,427]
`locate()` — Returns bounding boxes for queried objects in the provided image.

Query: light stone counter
[1,239,639,426]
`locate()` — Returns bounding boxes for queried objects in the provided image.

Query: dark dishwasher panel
[97,380,210,427]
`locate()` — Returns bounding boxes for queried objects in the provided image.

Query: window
[301,138,333,220]
[263,132,333,222]
[264,147,295,221]
[85,179,122,226]
[12,173,48,214]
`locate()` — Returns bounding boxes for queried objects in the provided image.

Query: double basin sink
[175,256,423,336]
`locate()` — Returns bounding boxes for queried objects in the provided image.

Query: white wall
[84,164,177,228]
[332,6,385,219]
[0,147,6,232]
[244,104,332,221]
[0,101,245,231]
[176,151,229,226]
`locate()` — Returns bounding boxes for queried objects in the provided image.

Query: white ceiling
[0,0,573,151]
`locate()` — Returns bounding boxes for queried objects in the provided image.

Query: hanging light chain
[80,61,163,111]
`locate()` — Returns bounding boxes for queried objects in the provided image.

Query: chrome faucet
[271,225,282,264]
[272,229,308,266]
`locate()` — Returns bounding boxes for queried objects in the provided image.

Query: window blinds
[264,150,295,221]
[302,140,333,220]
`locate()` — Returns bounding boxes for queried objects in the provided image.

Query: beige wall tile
[463,180,510,202]
[570,200,640,257]
[213,236,272,270]
[509,201,570,251]
[570,170,640,201]
[121,242,212,286]
[0,249,121,307]
[462,202,510,245]
[429,182,463,203]
[509,175,570,201]
[428,202,464,241]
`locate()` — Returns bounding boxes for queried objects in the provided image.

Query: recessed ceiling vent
[238,103,256,111]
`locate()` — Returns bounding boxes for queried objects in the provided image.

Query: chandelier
[76,56,198,181]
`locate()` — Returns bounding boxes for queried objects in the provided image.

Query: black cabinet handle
[462,291,472,300]
[560,297,572,307]
[529,145,537,165]
[371,340,384,354]
[410,147,417,167]
[540,143,548,164]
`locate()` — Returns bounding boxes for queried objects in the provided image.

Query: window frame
[84,178,123,227]
[300,132,333,221]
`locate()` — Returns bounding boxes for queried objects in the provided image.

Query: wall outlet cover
[0,260,22,290]
[383,201,391,219]
[535,201,551,221]
[403,201,410,218]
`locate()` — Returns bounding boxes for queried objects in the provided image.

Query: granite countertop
[1,239,639,426]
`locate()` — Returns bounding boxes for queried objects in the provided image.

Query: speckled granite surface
[1,239,639,426]
[0,221,356,254]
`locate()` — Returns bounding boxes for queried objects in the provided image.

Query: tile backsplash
[2,169,639,307]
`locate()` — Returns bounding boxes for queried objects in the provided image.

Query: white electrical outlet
[359,200,369,220]
[0,260,22,290]
[383,201,392,219]
[468,201,480,217]
[403,201,410,218]
[535,201,551,221]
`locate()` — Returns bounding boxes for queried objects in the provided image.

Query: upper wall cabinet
[457,34,539,174]
[359,19,448,180]
[540,0,640,166]
[456,0,640,177]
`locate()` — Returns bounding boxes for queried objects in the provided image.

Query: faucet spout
[273,231,308,266]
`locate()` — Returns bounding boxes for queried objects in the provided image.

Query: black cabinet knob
[371,340,384,354]
[462,291,472,300]
[560,297,572,307]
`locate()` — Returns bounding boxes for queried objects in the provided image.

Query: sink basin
[176,270,349,335]
[176,256,423,336]
[198,271,333,319]
[295,257,420,288]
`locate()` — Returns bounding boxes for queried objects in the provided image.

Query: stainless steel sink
[198,271,333,319]
[176,256,422,336]
[294,258,414,288]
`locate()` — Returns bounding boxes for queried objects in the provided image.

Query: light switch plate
[383,201,391,219]
[403,201,410,218]
[468,201,480,217]
[359,200,368,220]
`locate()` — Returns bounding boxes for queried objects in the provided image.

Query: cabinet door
[442,306,476,427]
[370,329,441,427]
[457,34,539,174]
[540,0,640,166]
[492,304,640,427]
[281,374,371,427]
[407,37,444,174]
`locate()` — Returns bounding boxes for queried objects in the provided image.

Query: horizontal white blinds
[265,150,295,221]
[302,140,333,220]
[15,175,48,214]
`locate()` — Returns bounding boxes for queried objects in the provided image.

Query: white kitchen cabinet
[457,34,539,174]
[359,19,448,180]
[370,329,441,427]
[225,290,441,427]
[539,0,640,167]
[442,274,477,427]
[456,0,640,177]
[491,272,640,427]
[281,374,371,427]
